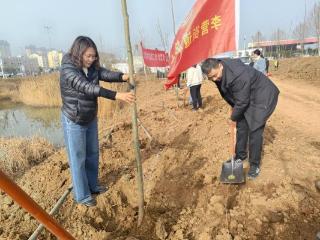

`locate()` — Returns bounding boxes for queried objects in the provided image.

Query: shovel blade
[220,160,245,184]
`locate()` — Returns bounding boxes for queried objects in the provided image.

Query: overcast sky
[0,0,318,57]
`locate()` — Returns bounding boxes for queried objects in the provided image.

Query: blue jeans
[61,113,100,203]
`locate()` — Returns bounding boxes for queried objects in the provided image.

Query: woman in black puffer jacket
[60,36,134,207]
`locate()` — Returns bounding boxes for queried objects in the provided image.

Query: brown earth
[0,57,320,240]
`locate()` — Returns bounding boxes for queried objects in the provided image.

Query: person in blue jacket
[252,49,266,75]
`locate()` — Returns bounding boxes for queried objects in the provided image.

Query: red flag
[141,42,169,67]
[164,0,238,89]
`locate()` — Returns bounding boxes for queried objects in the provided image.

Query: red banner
[164,0,238,89]
[141,42,169,67]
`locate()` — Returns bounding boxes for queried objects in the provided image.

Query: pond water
[0,102,64,147]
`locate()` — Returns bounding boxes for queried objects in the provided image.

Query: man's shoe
[247,165,260,179]
[226,156,244,164]
[91,185,108,195]
[82,198,97,207]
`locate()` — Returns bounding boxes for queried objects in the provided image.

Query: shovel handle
[230,109,236,157]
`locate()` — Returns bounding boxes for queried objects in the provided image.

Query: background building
[47,50,63,69]
[0,57,20,75]
[29,53,45,68]
[19,56,39,75]
[25,45,49,69]
[0,40,11,58]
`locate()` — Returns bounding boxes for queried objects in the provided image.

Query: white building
[111,56,145,74]
[0,56,39,76]
[47,50,63,69]
[25,45,49,69]
[112,63,129,73]
[29,53,45,68]
[20,56,39,75]
[0,40,11,58]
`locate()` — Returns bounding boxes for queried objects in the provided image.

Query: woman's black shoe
[91,185,108,195]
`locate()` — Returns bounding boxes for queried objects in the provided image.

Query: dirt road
[274,77,320,138]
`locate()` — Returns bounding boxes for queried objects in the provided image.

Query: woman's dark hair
[201,58,220,75]
[253,49,261,56]
[69,36,100,69]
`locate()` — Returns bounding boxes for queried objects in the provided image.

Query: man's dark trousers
[235,116,265,167]
[190,84,202,109]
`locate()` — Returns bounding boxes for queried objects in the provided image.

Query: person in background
[252,49,266,75]
[274,59,279,70]
[186,64,203,111]
[60,36,135,207]
[265,57,270,74]
[177,73,181,89]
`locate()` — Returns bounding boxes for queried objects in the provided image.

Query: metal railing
[28,184,73,240]
[0,169,75,240]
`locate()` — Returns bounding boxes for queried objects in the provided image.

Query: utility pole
[157,18,168,51]
[302,0,307,55]
[169,0,180,106]
[99,35,104,52]
[257,31,261,47]
[170,0,176,36]
[0,56,4,79]
[44,25,52,50]
[251,35,254,49]
[138,27,148,78]
[121,0,145,227]
[277,29,281,58]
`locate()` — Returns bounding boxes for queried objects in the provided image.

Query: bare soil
[0,57,319,240]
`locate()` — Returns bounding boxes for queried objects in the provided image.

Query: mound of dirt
[0,62,320,239]
[270,56,320,86]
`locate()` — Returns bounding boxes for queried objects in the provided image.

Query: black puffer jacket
[214,58,280,131]
[60,54,124,125]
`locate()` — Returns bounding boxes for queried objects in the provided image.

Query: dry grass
[5,72,133,125]
[0,137,56,179]
[16,73,129,112]
[0,78,20,103]
[98,81,130,127]
[18,74,61,107]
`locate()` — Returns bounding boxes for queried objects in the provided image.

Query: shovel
[220,121,245,184]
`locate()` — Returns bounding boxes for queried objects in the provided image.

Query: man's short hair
[201,58,220,75]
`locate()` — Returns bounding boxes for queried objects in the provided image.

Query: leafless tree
[271,28,286,57]
[293,22,309,53]
[310,2,320,55]
[99,52,119,68]
[121,0,144,227]
[271,29,287,41]
[252,31,264,47]
[156,19,169,51]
